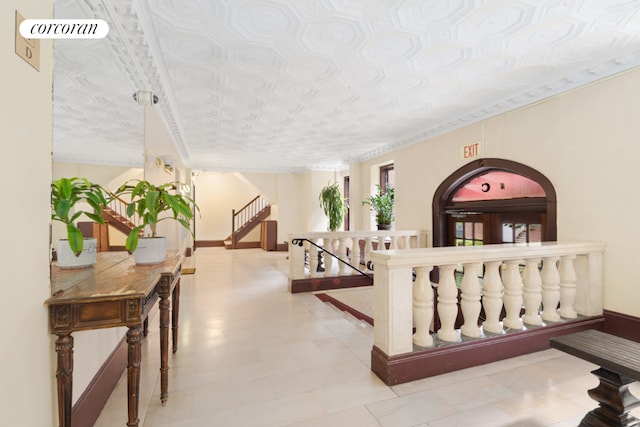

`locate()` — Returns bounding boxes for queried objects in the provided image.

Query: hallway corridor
[94,248,639,426]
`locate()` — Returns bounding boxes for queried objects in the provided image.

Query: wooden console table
[46,252,184,427]
[550,329,640,427]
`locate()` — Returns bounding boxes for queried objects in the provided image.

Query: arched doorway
[433,159,557,247]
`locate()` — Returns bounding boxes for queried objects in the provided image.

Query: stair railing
[104,193,141,231]
[232,195,269,237]
[291,238,373,283]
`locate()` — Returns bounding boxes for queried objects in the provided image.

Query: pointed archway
[432,158,557,247]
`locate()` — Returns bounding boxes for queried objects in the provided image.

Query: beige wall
[1,0,56,425]
[193,170,349,245]
[357,67,640,317]
[272,173,305,242]
[194,172,264,241]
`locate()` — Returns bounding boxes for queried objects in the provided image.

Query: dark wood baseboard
[108,245,126,252]
[289,275,373,293]
[202,241,288,251]
[195,240,225,248]
[233,241,260,249]
[603,310,640,342]
[72,335,128,426]
[371,316,605,385]
[315,293,374,326]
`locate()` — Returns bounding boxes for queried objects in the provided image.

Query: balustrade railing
[288,230,429,281]
[232,195,269,234]
[369,241,606,357]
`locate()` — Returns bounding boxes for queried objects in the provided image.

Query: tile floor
[94,247,640,426]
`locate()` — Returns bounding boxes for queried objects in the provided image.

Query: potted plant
[115,179,198,264]
[51,177,108,268]
[318,181,347,231]
[362,185,395,230]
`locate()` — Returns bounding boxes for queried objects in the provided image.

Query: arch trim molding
[432,158,557,247]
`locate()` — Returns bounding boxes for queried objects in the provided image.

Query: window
[380,163,394,193]
[455,220,484,246]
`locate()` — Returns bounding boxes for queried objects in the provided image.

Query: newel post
[288,237,305,282]
[371,256,414,357]
[574,250,605,316]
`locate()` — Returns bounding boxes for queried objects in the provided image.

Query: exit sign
[461,142,482,159]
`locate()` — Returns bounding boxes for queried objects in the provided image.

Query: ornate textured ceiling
[53,0,640,173]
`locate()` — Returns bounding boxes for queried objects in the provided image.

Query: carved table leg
[159,291,170,405]
[579,368,640,427]
[171,280,180,353]
[126,326,142,427]
[55,333,74,427]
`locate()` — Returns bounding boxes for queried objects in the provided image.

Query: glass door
[448,213,490,246]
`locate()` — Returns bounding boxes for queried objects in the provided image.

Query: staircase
[102,194,141,237]
[225,195,271,249]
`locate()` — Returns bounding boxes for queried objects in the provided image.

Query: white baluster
[522,258,542,326]
[460,262,482,338]
[338,238,349,275]
[364,237,374,271]
[413,266,434,347]
[402,235,410,249]
[436,264,459,342]
[541,256,561,322]
[351,237,361,275]
[502,260,524,330]
[482,261,504,334]
[323,238,333,276]
[309,239,320,278]
[390,236,399,249]
[559,255,578,319]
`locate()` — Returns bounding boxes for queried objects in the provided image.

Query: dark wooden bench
[550,329,640,427]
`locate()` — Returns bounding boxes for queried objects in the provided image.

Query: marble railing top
[368,240,607,268]
[289,229,428,240]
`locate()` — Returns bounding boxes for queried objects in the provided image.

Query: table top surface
[550,329,640,380]
[46,252,184,306]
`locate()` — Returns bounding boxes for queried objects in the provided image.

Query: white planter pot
[56,238,97,269]
[133,237,167,265]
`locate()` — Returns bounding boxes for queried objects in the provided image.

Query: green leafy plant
[115,180,198,253]
[51,177,108,256]
[362,185,395,226]
[318,182,347,231]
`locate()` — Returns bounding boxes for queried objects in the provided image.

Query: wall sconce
[156,155,174,175]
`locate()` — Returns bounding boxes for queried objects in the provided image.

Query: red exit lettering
[463,142,480,159]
